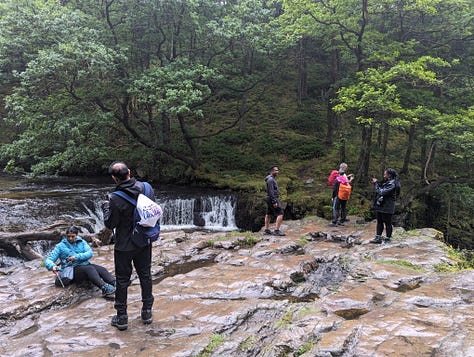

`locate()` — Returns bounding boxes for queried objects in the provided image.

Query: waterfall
[200,195,236,230]
[84,194,237,232]
[156,195,237,231]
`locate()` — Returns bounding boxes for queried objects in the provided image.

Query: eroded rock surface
[0,217,472,356]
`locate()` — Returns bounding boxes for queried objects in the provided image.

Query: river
[0,174,237,265]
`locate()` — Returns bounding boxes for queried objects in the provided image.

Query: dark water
[0,175,237,266]
[0,175,237,232]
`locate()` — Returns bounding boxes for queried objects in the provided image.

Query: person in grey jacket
[264,165,285,236]
[370,168,400,244]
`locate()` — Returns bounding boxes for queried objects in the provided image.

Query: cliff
[0,217,472,356]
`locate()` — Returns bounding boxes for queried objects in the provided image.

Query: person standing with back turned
[102,161,155,331]
[264,165,285,236]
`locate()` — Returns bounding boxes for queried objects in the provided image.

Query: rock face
[0,217,473,356]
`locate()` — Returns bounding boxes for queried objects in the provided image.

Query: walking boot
[369,235,383,244]
[383,237,392,244]
[111,314,128,331]
[141,309,153,324]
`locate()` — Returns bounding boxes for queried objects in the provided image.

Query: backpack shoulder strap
[142,182,151,197]
[112,190,137,206]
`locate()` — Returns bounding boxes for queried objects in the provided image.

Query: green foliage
[238,335,256,352]
[236,234,259,248]
[296,341,315,356]
[275,310,293,329]
[199,334,225,357]
[434,247,474,272]
[287,111,323,134]
[299,236,308,247]
[0,0,473,248]
[333,57,450,128]
[377,259,425,271]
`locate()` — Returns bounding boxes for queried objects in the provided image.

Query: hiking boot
[111,314,128,331]
[263,229,272,235]
[337,221,344,226]
[272,230,286,236]
[340,218,350,223]
[383,237,391,244]
[101,283,116,297]
[329,221,338,227]
[369,235,383,244]
[141,309,153,324]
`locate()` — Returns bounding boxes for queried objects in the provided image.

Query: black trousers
[376,211,393,238]
[332,197,347,223]
[74,264,115,288]
[114,245,154,315]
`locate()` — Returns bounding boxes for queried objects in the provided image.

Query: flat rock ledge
[0,217,473,357]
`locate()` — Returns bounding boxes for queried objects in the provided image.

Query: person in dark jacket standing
[264,166,285,236]
[370,168,400,244]
[102,161,155,330]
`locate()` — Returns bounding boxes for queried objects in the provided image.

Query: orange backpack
[337,183,352,200]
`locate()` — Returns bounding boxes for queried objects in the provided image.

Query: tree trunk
[0,227,113,261]
[162,111,171,146]
[400,123,416,174]
[239,92,248,131]
[356,124,373,184]
[297,37,308,106]
[177,113,198,169]
[325,46,341,145]
[380,122,389,174]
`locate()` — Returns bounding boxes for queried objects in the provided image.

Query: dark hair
[65,226,79,235]
[269,165,279,173]
[385,168,398,179]
[108,161,129,181]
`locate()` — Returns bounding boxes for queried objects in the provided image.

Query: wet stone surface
[0,217,473,356]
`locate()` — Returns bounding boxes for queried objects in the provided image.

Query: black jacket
[373,178,398,214]
[103,178,156,251]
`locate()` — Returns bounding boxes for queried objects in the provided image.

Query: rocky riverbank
[0,216,473,356]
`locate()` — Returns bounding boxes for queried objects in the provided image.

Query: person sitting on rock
[44,226,116,297]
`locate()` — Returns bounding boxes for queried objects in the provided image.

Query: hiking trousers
[376,211,393,238]
[114,244,154,315]
[74,264,115,288]
[332,197,347,223]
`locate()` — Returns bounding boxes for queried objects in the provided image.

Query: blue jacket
[44,236,93,271]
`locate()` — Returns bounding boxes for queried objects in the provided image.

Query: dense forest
[0,0,473,249]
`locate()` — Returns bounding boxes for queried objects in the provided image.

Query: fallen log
[0,227,114,261]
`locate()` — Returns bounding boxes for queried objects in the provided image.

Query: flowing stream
[0,175,237,265]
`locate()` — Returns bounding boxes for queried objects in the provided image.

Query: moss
[377,259,425,271]
[238,335,256,352]
[434,246,474,272]
[275,310,293,329]
[296,341,315,356]
[297,307,319,319]
[236,234,259,247]
[199,334,225,357]
[299,236,308,247]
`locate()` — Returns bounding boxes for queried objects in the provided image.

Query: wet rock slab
[0,218,473,356]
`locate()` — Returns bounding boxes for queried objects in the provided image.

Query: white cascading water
[200,196,237,231]
[83,195,237,232]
